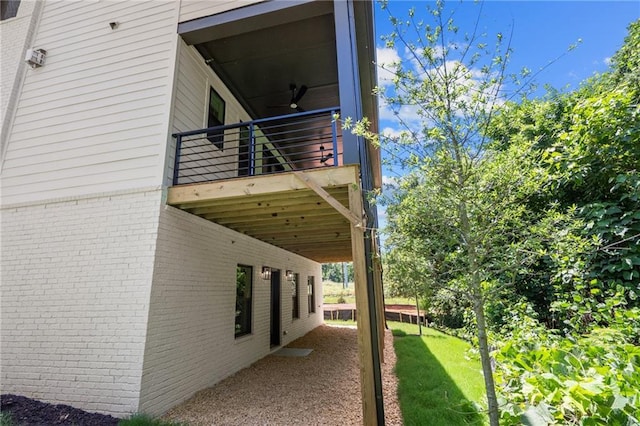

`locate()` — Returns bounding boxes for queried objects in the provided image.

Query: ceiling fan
[269,84,308,113]
[319,145,333,165]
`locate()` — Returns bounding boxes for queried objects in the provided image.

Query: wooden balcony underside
[167,165,361,262]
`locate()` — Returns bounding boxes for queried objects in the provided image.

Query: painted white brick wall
[138,205,323,416]
[0,188,163,417]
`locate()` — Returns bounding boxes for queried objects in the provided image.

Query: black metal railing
[172,107,342,185]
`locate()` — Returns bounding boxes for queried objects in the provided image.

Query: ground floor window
[308,276,315,314]
[235,265,253,337]
[292,273,300,319]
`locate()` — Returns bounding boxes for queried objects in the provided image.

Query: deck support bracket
[293,171,363,228]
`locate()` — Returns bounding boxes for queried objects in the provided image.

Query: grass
[323,281,355,304]
[324,319,357,327]
[322,281,413,305]
[118,414,186,426]
[390,322,488,425]
[0,413,13,426]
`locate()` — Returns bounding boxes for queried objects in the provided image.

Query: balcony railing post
[249,123,255,176]
[331,110,339,167]
[173,134,183,185]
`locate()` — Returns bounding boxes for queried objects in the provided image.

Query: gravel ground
[162,324,402,425]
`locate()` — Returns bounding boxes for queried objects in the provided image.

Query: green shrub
[495,318,640,425]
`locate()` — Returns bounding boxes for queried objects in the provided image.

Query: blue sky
[375,1,639,93]
[373,0,639,237]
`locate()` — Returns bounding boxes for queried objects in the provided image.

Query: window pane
[292,273,299,319]
[308,276,315,314]
[207,87,225,150]
[235,265,253,337]
[1,0,20,20]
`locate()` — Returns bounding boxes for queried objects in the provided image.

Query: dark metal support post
[249,123,256,176]
[331,109,339,166]
[172,134,183,186]
[334,0,385,424]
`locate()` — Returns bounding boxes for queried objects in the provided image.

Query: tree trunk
[457,186,500,425]
[471,287,500,426]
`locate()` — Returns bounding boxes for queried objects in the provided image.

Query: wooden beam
[232,217,350,234]
[204,205,341,222]
[167,166,358,205]
[260,233,351,244]
[187,192,349,216]
[293,171,362,227]
[349,182,377,425]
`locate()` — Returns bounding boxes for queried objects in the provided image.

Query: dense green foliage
[485,20,640,424]
[377,6,639,424]
[321,262,354,283]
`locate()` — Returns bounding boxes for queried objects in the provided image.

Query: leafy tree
[383,243,432,335]
[322,262,354,284]
[362,1,557,423]
[486,19,640,333]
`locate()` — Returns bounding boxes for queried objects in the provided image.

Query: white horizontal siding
[166,40,253,185]
[1,0,180,205]
[179,0,264,23]
[0,0,41,160]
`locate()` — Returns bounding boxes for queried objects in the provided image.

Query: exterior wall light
[261,266,271,280]
[286,270,294,281]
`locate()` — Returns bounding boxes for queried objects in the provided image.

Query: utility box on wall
[24,48,46,68]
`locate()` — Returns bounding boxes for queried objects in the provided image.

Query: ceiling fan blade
[293,85,308,103]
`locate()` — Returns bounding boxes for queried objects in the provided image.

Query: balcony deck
[168,109,363,262]
[167,165,360,263]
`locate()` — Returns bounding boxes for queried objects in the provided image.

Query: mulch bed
[0,394,120,426]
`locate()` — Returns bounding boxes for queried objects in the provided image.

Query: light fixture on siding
[286,270,294,281]
[24,48,46,69]
[261,267,271,280]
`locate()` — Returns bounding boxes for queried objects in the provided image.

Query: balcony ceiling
[184,1,339,120]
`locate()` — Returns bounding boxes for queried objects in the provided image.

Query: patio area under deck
[166,165,360,263]
[167,164,387,424]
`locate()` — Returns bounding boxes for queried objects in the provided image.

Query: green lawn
[322,281,413,305]
[390,322,488,425]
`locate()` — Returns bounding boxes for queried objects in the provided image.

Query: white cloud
[381,126,403,139]
[376,47,401,87]
[381,175,400,189]
[604,57,612,66]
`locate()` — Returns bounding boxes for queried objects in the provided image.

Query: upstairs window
[308,276,315,314]
[207,87,225,150]
[235,265,253,337]
[1,0,20,20]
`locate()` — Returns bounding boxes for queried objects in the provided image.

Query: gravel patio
[162,324,402,425]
